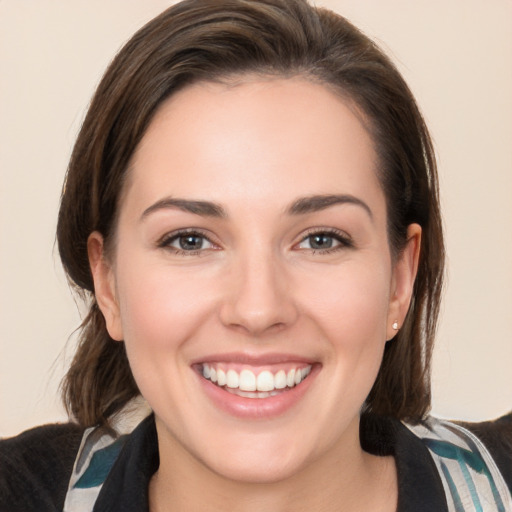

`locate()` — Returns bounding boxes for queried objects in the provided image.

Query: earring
[392,321,399,331]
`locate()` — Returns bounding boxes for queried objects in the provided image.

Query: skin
[89,76,420,512]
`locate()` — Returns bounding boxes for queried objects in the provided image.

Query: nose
[219,249,299,336]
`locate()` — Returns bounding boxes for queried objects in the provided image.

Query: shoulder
[458,412,512,493]
[0,422,84,512]
[405,412,512,510]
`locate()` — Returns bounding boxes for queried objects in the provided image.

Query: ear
[386,224,422,340]
[87,232,124,341]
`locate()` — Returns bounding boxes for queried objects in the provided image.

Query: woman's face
[90,77,419,483]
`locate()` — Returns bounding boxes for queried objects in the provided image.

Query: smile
[201,363,312,398]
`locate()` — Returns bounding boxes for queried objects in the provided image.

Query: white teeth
[226,369,239,388]
[274,370,287,389]
[226,388,281,399]
[201,364,312,394]
[217,368,226,386]
[239,369,256,391]
[286,369,296,388]
[256,371,274,392]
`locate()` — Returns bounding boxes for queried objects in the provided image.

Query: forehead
[124,77,384,219]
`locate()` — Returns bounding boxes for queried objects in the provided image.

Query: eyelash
[157,229,218,256]
[157,228,353,256]
[296,228,354,254]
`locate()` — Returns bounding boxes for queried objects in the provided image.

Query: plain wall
[1,0,511,437]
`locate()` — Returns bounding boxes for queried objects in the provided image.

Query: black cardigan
[1,413,511,512]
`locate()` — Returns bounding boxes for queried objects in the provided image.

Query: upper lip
[190,352,317,366]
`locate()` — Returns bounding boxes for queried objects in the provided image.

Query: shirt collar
[91,413,448,512]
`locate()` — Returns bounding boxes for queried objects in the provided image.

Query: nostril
[222,316,289,336]
[218,293,298,335]
[217,257,299,334]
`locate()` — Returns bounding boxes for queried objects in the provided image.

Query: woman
[1,0,511,510]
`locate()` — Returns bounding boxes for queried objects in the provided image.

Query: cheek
[115,258,218,357]
[298,261,392,343]
[295,260,392,408]
[113,259,223,417]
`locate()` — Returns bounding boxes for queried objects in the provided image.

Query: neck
[149,417,397,512]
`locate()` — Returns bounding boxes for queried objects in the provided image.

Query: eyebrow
[141,198,227,219]
[140,193,372,221]
[287,194,373,219]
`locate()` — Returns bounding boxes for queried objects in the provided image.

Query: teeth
[201,364,312,393]
[286,369,295,388]
[225,388,281,399]
[274,370,287,389]
[239,369,256,391]
[226,369,239,389]
[217,368,226,386]
[256,371,274,392]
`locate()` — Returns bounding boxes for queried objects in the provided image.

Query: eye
[296,229,352,253]
[300,233,337,250]
[159,230,217,254]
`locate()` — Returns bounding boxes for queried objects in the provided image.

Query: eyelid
[156,227,353,255]
[157,228,220,252]
[294,227,354,251]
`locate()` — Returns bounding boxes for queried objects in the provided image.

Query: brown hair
[57,0,444,427]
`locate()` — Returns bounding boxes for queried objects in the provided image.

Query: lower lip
[196,366,319,419]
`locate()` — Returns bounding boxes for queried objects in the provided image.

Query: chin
[205,446,310,484]
[186,420,334,485]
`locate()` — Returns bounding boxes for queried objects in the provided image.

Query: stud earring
[392,321,399,331]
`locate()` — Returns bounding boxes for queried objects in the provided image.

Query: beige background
[1,1,511,438]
